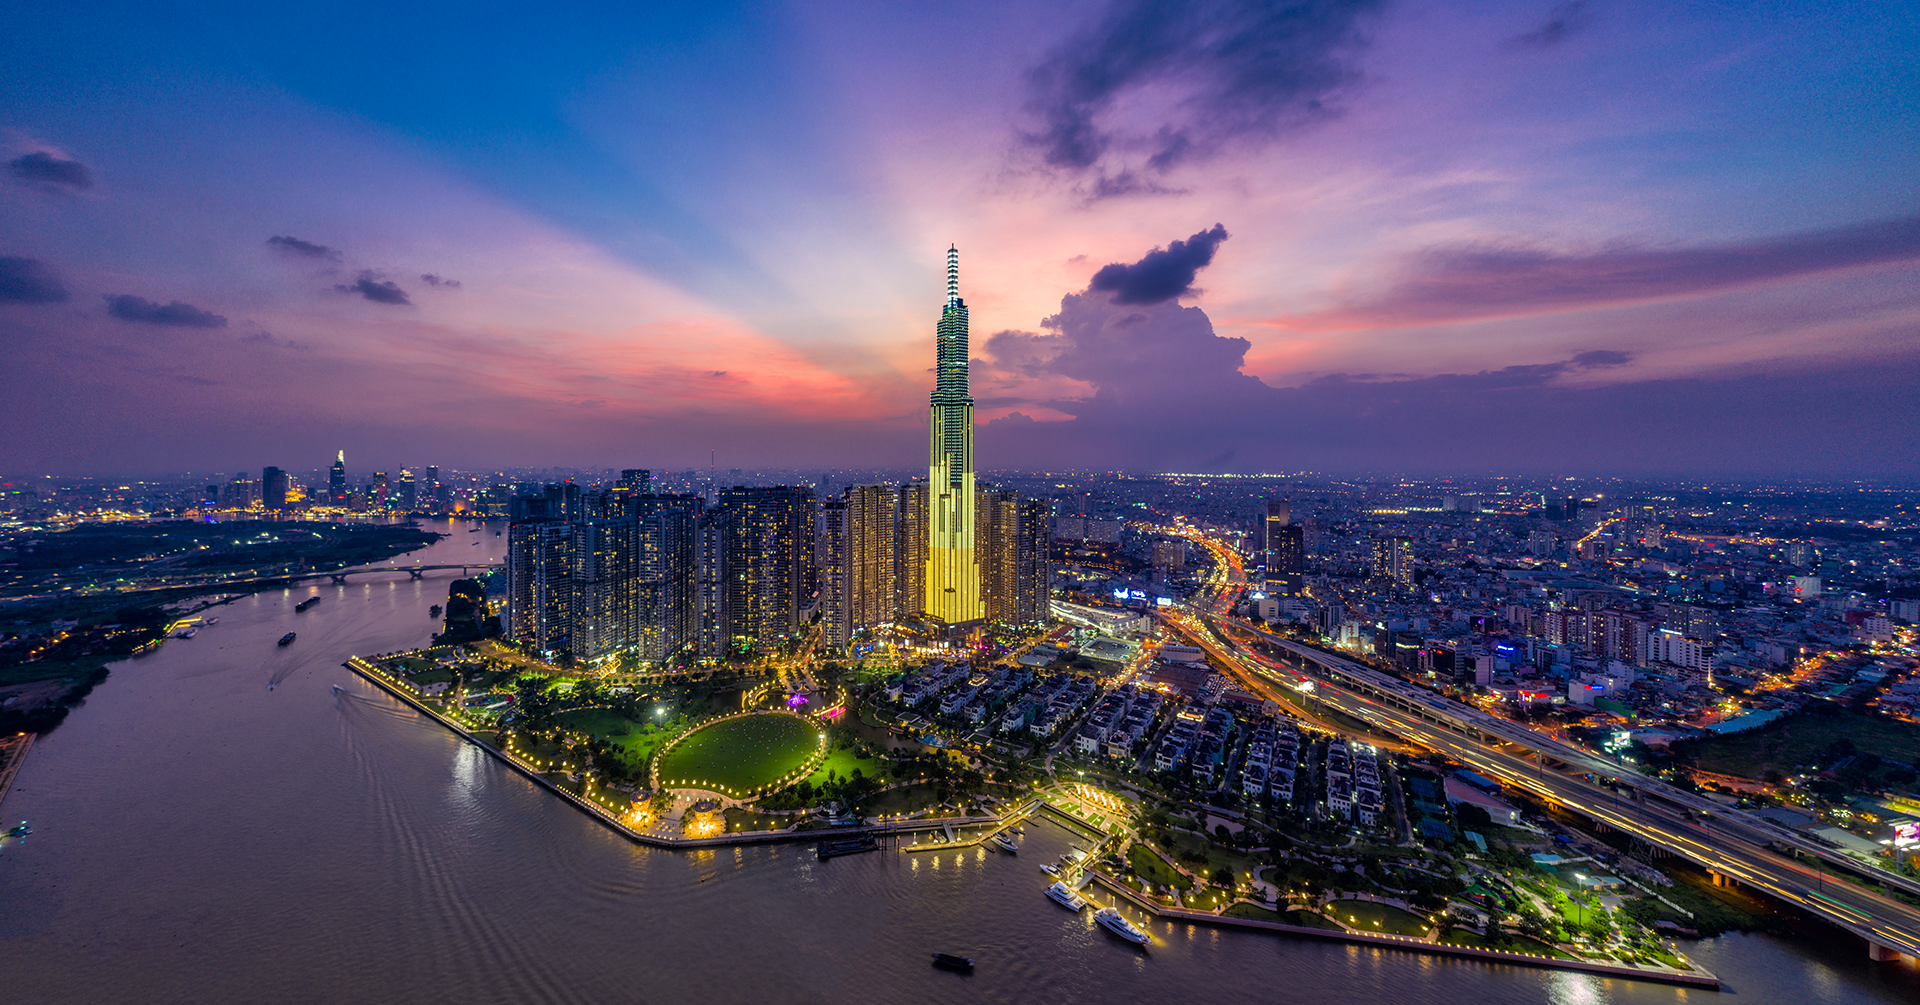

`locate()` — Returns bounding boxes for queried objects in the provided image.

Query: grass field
[1129,842,1195,890]
[1329,900,1435,937]
[656,713,820,794]
[801,745,879,788]
[554,708,678,763]
[1679,708,1920,779]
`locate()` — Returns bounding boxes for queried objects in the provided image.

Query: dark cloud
[419,273,462,288]
[0,257,71,303]
[1283,215,1920,329]
[1021,0,1382,189]
[266,235,342,262]
[979,277,1920,475]
[336,272,411,305]
[1511,1,1590,48]
[103,294,228,328]
[8,152,92,190]
[1089,224,1229,304]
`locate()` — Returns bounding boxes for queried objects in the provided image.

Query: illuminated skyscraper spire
[926,245,981,624]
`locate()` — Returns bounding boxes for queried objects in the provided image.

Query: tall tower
[926,246,982,624]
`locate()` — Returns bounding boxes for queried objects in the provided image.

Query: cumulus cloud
[266,235,342,261]
[419,273,461,288]
[1088,224,1229,304]
[1511,1,1590,48]
[0,257,70,303]
[1020,0,1382,191]
[336,272,410,305]
[8,151,92,190]
[1278,215,1920,330]
[103,294,228,328]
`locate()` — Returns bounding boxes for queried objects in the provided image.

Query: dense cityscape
[7,1,1919,1002]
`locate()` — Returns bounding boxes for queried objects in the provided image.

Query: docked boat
[1094,907,1151,946]
[816,835,878,860]
[1045,881,1088,911]
[278,632,297,646]
[1041,863,1060,876]
[930,953,974,971]
[991,833,1018,853]
[203,617,219,626]
[174,629,196,639]
[295,597,321,612]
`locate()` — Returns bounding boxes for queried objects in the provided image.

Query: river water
[1,521,1916,1004]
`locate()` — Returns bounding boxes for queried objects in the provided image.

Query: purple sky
[2,0,1916,476]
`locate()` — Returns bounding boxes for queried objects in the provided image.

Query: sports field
[656,713,820,794]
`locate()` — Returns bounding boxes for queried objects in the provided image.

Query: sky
[2,0,1917,478]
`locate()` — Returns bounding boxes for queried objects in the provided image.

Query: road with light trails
[1183,607,1920,961]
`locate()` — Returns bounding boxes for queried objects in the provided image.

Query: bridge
[1160,605,1920,964]
[159,563,503,593]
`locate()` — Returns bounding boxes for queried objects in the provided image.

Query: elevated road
[1163,605,1920,962]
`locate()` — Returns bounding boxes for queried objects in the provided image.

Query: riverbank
[1083,868,1720,988]
[348,655,996,850]
[352,650,1720,989]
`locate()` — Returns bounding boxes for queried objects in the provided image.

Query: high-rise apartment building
[507,518,574,658]
[718,485,814,647]
[820,485,899,649]
[895,482,928,622]
[1372,537,1413,588]
[925,247,982,625]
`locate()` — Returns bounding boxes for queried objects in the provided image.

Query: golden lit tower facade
[925,246,982,624]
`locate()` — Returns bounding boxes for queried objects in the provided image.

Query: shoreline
[349,654,1720,989]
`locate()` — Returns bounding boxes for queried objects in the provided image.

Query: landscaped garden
[655,712,823,796]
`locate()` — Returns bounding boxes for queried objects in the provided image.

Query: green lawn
[1128,842,1194,890]
[802,745,879,788]
[1283,908,1347,930]
[1330,900,1436,937]
[656,713,821,794]
[863,783,953,818]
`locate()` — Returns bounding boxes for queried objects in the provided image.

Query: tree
[1210,866,1235,888]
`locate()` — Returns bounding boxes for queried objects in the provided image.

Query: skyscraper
[328,451,346,504]
[925,247,981,625]
[262,466,289,509]
[1264,499,1303,594]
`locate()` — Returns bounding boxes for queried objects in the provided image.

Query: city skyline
[3,1,1918,476]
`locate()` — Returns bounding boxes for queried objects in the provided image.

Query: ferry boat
[295,597,321,612]
[1094,907,1151,946]
[278,632,297,646]
[930,953,974,971]
[816,835,878,860]
[1045,881,1088,911]
[991,833,1018,853]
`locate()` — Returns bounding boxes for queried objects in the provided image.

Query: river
[1,521,1915,1004]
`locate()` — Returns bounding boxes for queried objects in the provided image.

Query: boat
[1041,863,1060,876]
[278,632,297,646]
[1045,881,1088,911]
[930,953,974,971]
[174,629,196,639]
[295,597,321,612]
[816,834,879,860]
[1094,907,1151,946]
[203,617,219,626]
[991,833,1018,853]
